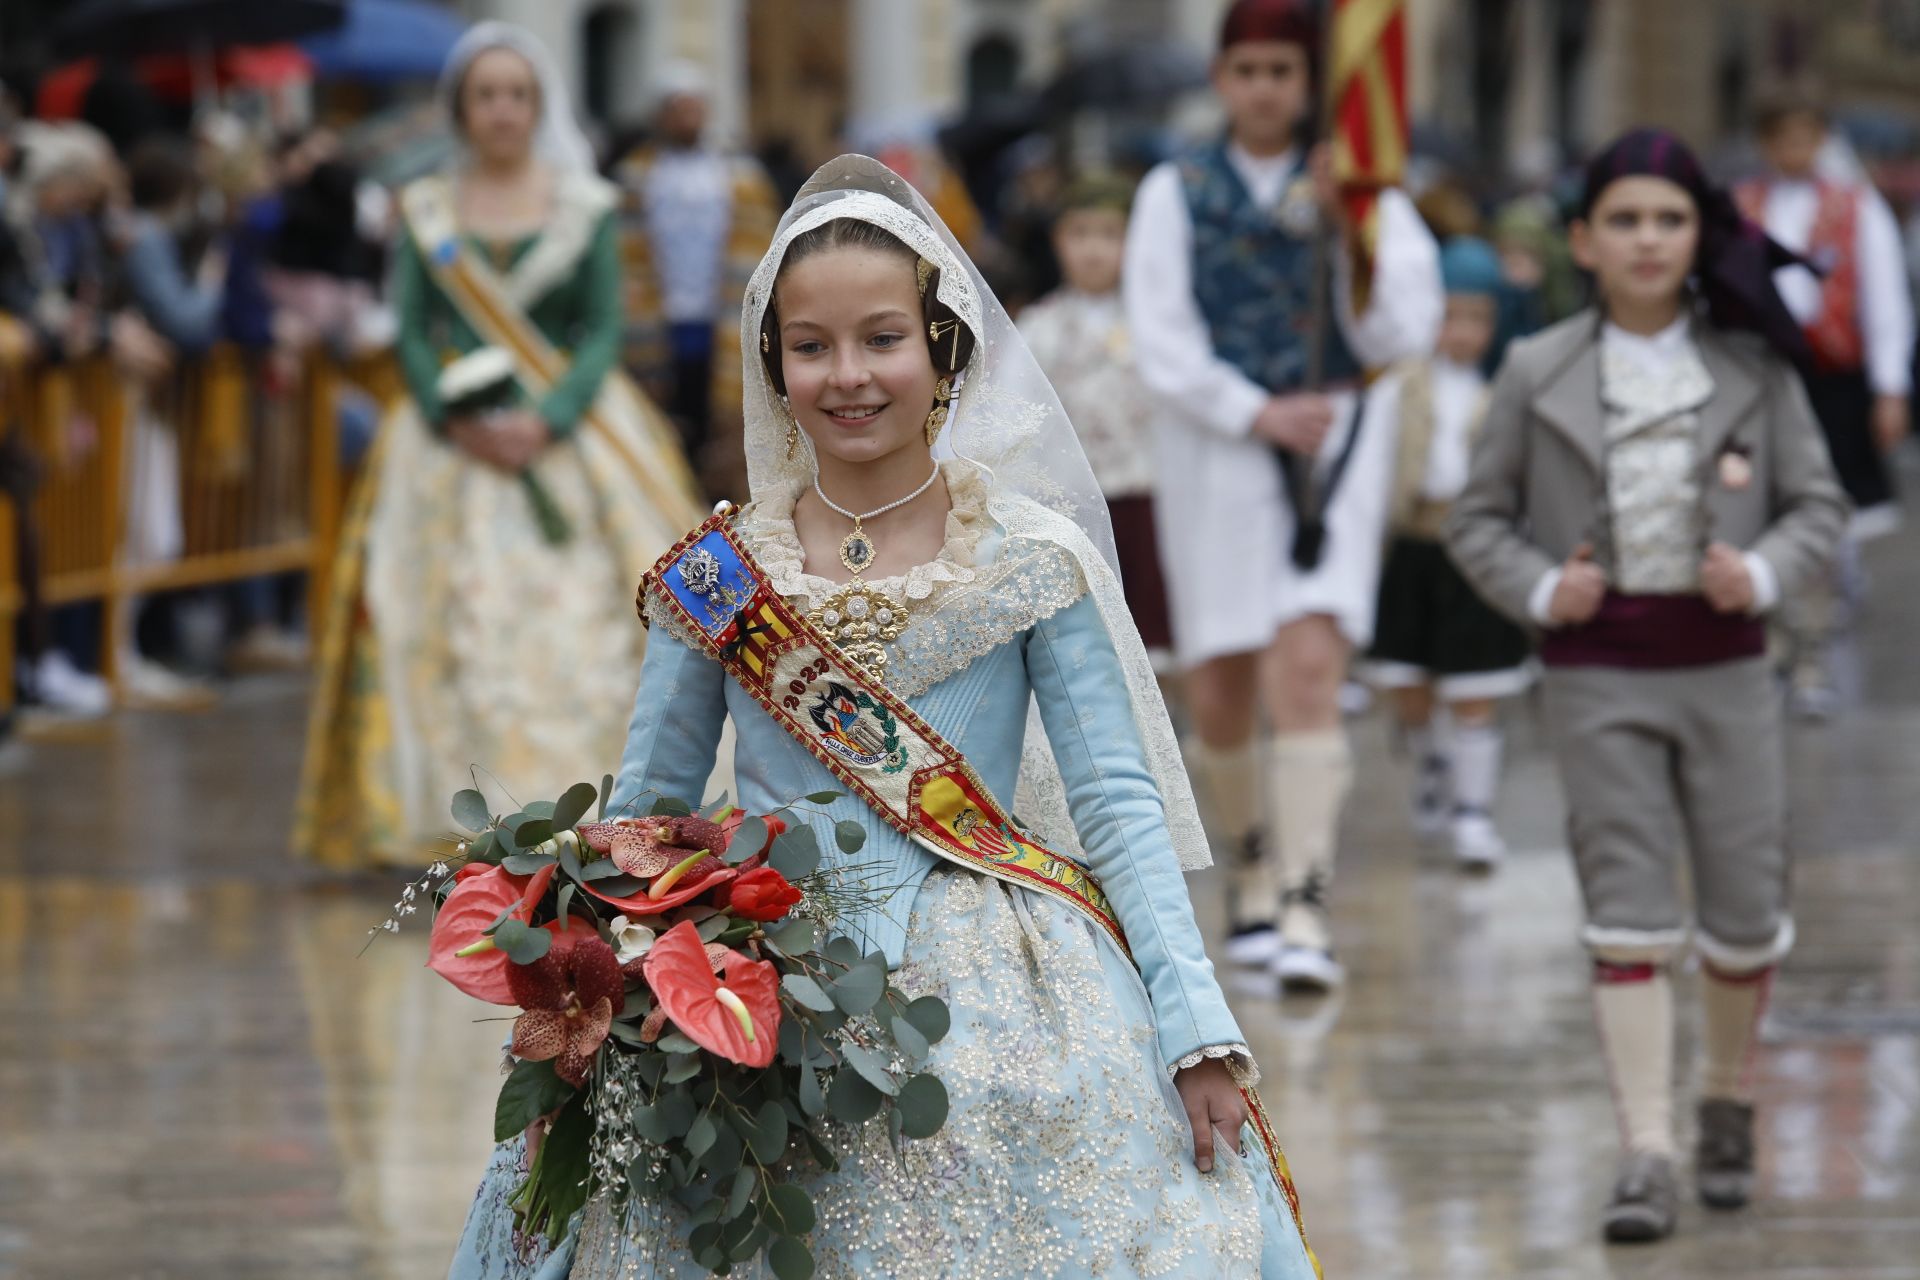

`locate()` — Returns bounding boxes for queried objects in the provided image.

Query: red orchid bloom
[724,866,803,922]
[508,934,626,1086]
[642,921,780,1068]
[427,863,595,1004]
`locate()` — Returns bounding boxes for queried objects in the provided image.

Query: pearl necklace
[812,461,942,577]
[806,461,941,681]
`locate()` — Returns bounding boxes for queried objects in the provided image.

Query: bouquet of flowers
[390,776,950,1280]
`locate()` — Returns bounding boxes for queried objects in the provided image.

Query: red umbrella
[36,45,312,119]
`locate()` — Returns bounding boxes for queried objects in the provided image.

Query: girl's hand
[1699,541,1756,615]
[1873,394,1910,454]
[1174,1056,1246,1174]
[1549,543,1607,625]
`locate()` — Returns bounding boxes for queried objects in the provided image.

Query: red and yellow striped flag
[1327,0,1408,312]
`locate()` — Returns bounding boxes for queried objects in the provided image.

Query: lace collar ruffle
[736,459,993,611]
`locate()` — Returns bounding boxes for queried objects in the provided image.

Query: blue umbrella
[301,0,467,82]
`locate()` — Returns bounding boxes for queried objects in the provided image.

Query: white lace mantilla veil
[437,21,598,175]
[739,155,1212,872]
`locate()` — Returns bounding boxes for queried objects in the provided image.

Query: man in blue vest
[1125,0,1440,992]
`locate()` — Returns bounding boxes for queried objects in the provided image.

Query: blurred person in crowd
[1413,179,1481,242]
[612,60,778,498]
[1124,0,1440,991]
[1019,173,1174,666]
[1493,198,1581,329]
[3,121,125,716]
[994,135,1067,313]
[1450,129,1845,1243]
[1362,237,1531,871]
[1737,90,1915,718]
[295,22,702,872]
[113,134,227,710]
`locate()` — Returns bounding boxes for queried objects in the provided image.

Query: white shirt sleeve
[1855,188,1916,398]
[1527,567,1564,627]
[1123,163,1272,439]
[1743,551,1781,614]
[1335,188,1444,368]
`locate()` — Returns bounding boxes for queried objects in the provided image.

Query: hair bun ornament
[916,257,935,298]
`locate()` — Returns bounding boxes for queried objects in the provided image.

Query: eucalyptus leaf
[839,1042,899,1096]
[746,1098,788,1164]
[896,1073,950,1139]
[765,917,816,954]
[467,829,502,864]
[657,1088,696,1138]
[651,796,693,817]
[823,937,863,968]
[501,852,557,874]
[722,1213,763,1262]
[697,915,731,943]
[523,800,557,819]
[688,1223,722,1270]
[686,1112,718,1158]
[700,791,732,818]
[597,773,614,821]
[664,1052,702,1085]
[452,789,491,832]
[558,840,584,883]
[801,1128,839,1173]
[766,826,821,879]
[579,858,633,882]
[492,1058,575,1142]
[727,1165,758,1219]
[765,1182,817,1235]
[833,820,866,854]
[492,919,552,965]
[781,974,836,1013]
[632,1102,670,1142]
[554,883,576,926]
[657,1031,700,1055]
[828,964,885,1016]
[725,817,767,864]
[607,1020,652,1047]
[889,1015,930,1062]
[777,1016,806,1066]
[769,1236,814,1280]
[689,1197,726,1227]
[699,1112,744,1174]
[513,817,555,847]
[536,1093,595,1235]
[552,782,599,831]
[826,1068,883,1124]
[797,1064,825,1116]
[804,790,843,804]
[902,995,952,1045]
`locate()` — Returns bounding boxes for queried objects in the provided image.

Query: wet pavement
[3,511,1916,1279]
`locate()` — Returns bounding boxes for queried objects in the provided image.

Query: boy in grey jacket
[1449,129,1846,1244]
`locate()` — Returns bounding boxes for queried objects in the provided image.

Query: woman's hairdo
[758,216,978,395]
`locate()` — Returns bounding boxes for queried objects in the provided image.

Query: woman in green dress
[296,23,704,871]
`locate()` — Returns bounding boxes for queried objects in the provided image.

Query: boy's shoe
[1449,810,1507,872]
[1411,756,1451,841]
[27,651,112,717]
[1225,923,1284,967]
[1273,944,1345,993]
[1695,1098,1756,1210]
[1602,1151,1678,1243]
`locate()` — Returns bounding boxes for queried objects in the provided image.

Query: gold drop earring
[924,378,955,447]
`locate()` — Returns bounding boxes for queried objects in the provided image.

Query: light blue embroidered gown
[447,473,1320,1280]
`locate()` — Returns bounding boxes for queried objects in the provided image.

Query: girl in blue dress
[448,155,1321,1280]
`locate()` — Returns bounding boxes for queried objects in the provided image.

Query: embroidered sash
[398,178,699,520]
[641,512,1320,1273]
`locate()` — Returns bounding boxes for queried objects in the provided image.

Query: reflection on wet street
[3,529,1917,1279]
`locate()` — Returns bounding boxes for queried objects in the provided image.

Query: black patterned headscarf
[1580,127,1811,367]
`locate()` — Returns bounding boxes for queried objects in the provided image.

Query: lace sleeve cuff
[1169,1043,1260,1088]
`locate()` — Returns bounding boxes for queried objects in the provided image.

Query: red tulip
[642,921,780,1067]
[427,863,593,1004]
[508,935,626,1086]
[724,866,803,922]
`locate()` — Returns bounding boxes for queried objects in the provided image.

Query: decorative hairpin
[916,257,935,297]
[928,318,964,370]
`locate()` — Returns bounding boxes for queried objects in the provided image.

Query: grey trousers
[1542,658,1794,970]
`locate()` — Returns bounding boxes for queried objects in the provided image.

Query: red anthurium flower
[724,866,803,922]
[508,935,626,1086]
[642,921,780,1068]
[427,863,593,1004]
[581,858,736,917]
